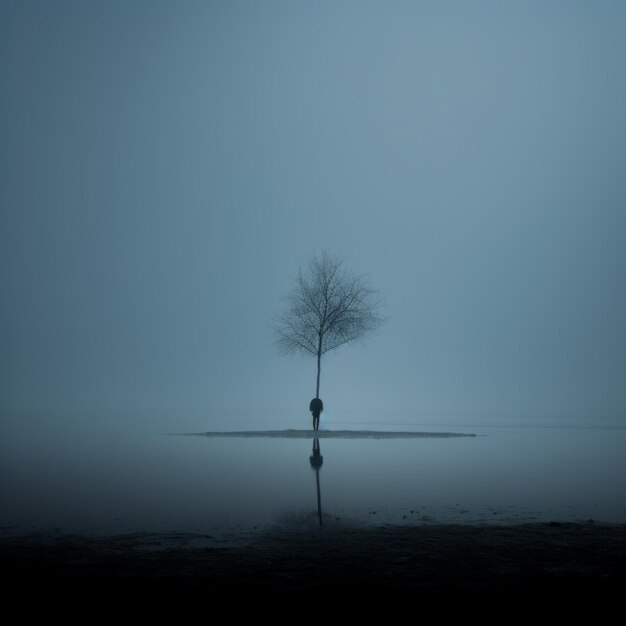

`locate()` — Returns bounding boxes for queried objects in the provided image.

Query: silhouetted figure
[309,397,323,431]
[309,438,323,527]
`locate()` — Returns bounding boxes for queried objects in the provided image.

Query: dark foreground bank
[2,522,625,612]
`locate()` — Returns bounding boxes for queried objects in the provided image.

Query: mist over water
[2,414,625,540]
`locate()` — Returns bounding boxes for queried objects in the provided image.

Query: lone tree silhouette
[274,252,385,399]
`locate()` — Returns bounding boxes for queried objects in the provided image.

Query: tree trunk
[316,334,322,398]
[316,350,321,398]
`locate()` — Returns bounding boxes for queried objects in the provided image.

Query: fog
[2,1,625,437]
[3,428,625,535]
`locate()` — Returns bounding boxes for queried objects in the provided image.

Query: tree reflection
[309,437,323,527]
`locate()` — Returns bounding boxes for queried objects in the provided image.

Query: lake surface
[2,418,625,541]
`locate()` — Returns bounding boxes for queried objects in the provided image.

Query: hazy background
[2,0,625,435]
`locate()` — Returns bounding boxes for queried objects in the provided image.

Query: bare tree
[274,251,385,399]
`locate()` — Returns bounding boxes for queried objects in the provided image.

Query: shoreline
[3,520,625,606]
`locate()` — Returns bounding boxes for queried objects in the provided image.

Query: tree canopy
[274,252,385,398]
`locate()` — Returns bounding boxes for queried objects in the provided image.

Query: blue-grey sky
[2,1,625,433]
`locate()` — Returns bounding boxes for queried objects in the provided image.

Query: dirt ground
[2,521,625,614]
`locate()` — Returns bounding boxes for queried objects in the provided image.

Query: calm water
[2,419,625,539]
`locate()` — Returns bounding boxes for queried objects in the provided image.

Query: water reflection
[3,426,626,536]
[309,437,324,526]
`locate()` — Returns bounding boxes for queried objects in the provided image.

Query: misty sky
[1,1,625,433]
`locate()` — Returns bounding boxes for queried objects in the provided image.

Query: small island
[187,429,476,439]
